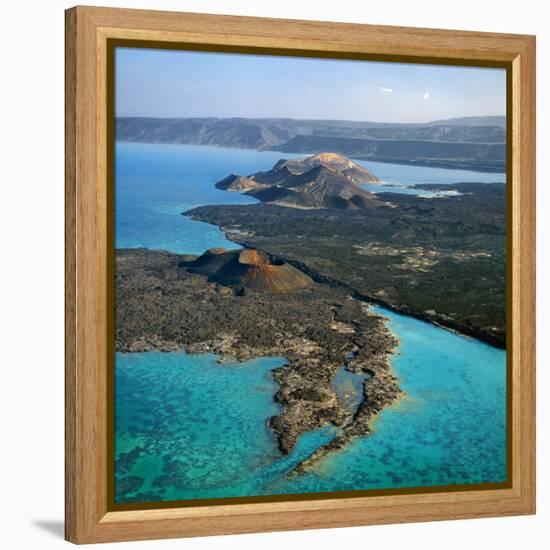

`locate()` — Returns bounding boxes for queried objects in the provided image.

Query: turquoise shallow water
[269,307,506,494]
[331,367,368,415]
[114,143,507,502]
[115,307,506,501]
[115,352,339,502]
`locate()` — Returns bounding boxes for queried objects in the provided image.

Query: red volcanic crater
[184,247,313,292]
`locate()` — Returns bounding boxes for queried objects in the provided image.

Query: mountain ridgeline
[116,116,506,172]
[216,153,385,210]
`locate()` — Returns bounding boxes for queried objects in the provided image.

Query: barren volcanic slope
[269,152,381,183]
[184,247,313,292]
[216,153,385,210]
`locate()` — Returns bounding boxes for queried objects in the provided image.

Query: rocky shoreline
[115,248,402,464]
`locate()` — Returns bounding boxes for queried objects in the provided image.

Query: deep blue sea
[114,142,507,503]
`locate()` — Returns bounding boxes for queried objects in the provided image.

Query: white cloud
[423,91,430,100]
[378,86,393,95]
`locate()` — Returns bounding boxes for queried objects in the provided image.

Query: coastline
[115,247,402,460]
[287,327,402,474]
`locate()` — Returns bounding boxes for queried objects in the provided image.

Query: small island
[216,152,386,210]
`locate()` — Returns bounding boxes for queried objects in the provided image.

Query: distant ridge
[426,116,506,127]
[117,114,505,128]
[116,116,506,172]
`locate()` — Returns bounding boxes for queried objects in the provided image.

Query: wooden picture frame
[65,5,536,544]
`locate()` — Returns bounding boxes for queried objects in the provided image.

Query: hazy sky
[115,47,506,123]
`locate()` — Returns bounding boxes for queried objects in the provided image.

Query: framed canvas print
[65,6,536,544]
